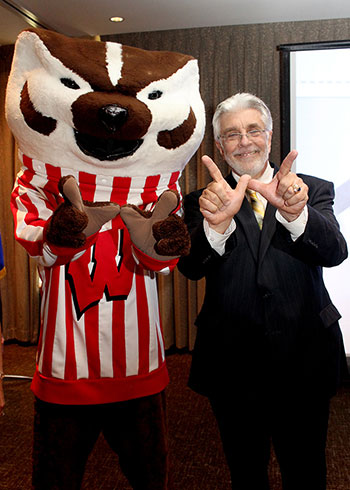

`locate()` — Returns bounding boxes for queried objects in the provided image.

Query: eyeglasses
[219,129,267,143]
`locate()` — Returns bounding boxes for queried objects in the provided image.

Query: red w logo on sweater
[65,227,134,319]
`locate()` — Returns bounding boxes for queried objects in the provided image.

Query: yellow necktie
[248,190,265,229]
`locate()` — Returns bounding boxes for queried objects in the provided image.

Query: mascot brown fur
[6,28,205,489]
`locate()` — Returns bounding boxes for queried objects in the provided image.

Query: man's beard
[224,145,269,178]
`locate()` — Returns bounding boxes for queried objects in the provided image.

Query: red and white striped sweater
[11,152,181,405]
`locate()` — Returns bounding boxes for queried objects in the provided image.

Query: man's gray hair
[212,93,273,141]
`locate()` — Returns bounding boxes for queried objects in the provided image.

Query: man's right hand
[199,155,250,234]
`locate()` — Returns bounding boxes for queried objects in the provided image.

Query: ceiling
[1,0,350,46]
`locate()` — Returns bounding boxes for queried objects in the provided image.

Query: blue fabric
[0,233,5,279]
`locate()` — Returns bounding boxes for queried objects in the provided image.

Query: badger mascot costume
[6,28,205,489]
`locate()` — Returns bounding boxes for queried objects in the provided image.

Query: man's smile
[233,149,260,158]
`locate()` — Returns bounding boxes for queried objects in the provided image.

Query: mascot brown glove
[120,190,190,260]
[46,175,120,248]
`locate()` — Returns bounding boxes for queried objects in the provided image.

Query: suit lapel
[258,164,279,264]
[226,173,260,262]
[258,202,276,263]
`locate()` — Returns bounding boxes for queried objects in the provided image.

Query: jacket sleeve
[10,169,97,267]
[273,175,348,267]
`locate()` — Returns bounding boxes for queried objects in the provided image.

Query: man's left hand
[248,150,308,222]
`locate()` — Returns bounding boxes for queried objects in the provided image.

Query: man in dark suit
[178,93,348,490]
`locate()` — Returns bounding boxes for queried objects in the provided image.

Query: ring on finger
[292,183,302,193]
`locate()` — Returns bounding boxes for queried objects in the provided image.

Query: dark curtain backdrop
[1,18,350,347]
[0,45,39,344]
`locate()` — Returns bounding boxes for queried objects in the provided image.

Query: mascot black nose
[99,105,128,132]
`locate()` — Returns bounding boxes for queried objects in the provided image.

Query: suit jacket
[178,163,348,398]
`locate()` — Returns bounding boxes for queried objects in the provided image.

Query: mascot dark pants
[33,392,168,489]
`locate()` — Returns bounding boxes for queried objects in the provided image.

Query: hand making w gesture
[199,155,251,234]
[248,150,308,222]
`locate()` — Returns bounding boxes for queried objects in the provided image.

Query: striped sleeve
[10,167,90,267]
[11,168,58,259]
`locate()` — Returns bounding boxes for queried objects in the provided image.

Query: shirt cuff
[203,218,236,255]
[275,206,308,241]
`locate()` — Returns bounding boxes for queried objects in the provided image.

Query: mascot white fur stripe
[7,29,205,406]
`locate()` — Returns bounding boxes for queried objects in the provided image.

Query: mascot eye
[148,90,163,100]
[60,78,80,90]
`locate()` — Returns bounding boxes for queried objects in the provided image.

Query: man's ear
[267,130,273,153]
[215,139,225,158]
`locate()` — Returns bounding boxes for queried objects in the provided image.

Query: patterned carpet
[0,343,349,489]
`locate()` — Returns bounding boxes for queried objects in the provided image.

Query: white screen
[290,49,350,353]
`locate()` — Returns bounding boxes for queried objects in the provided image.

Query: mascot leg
[103,391,169,490]
[32,399,102,489]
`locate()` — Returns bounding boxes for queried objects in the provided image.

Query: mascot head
[6,28,205,178]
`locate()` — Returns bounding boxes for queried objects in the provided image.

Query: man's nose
[239,133,250,145]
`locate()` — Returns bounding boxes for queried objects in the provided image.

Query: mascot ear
[7,30,48,83]
[7,31,57,137]
[6,29,78,140]
[6,30,55,137]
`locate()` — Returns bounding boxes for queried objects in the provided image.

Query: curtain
[1,17,350,347]
[0,45,40,343]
